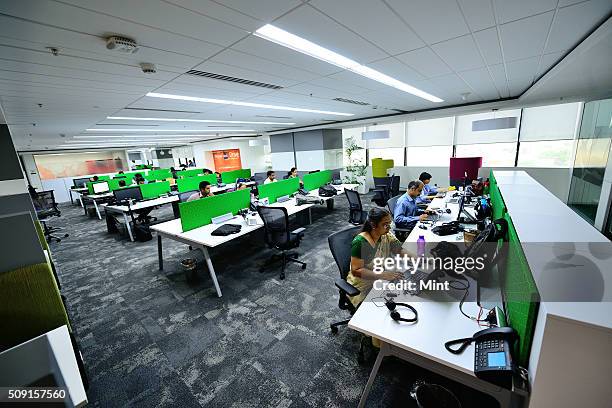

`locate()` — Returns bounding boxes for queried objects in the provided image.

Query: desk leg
[83,200,88,216]
[357,341,389,408]
[200,245,222,297]
[69,190,74,205]
[308,208,312,224]
[78,195,83,208]
[93,200,101,220]
[123,213,134,242]
[157,235,163,270]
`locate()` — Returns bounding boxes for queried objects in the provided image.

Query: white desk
[102,195,178,242]
[80,192,113,219]
[0,325,87,407]
[350,195,515,407]
[69,188,87,207]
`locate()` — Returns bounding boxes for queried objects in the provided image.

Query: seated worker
[134,173,146,185]
[118,179,127,187]
[347,207,405,307]
[264,170,277,184]
[466,177,484,196]
[287,167,298,178]
[170,167,178,179]
[187,181,214,201]
[118,170,124,175]
[236,182,248,190]
[394,180,435,231]
[203,169,213,175]
[91,175,99,182]
[418,171,447,202]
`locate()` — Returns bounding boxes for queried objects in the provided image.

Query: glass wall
[568,99,612,223]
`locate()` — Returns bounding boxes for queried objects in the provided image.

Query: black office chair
[390,175,400,197]
[345,189,367,225]
[386,194,413,240]
[372,176,392,207]
[32,190,69,243]
[257,206,307,280]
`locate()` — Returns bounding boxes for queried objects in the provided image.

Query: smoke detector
[105,36,139,53]
[140,62,157,74]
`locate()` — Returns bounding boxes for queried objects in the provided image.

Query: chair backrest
[391,175,400,197]
[328,226,362,280]
[373,176,391,190]
[257,206,290,246]
[33,190,58,214]
[344,189,363,211]
[387,194,404,216]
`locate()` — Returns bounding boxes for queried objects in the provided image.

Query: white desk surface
[82,192,113,200]
[350,195,484,374]
[102,195,178,213]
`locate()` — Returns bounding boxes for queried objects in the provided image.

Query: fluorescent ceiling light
[85,128,253,132]
[254,24,443,103]
[74,134,256,139]
[146,92,354,116]
[106,116,295,125]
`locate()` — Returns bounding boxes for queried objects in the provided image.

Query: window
[455,109,521,145]
[455,143,517,167]
[517,140,574,167]
[368,148,405,166]
[406,146,453,166]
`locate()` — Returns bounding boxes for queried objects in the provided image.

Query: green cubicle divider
[107,178,127,191]
[146,168,172,181]
[176,168,204,178]
[489,170,539,368]
[220,169,251,184]
[140,181,171,199]
[303,170,332,191]
[179,189,251,232]
[258,177,300,204]
[96,175,111,181]
[176,174,218,192]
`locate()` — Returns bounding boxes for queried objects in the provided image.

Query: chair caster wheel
[279,273,285,280]
[330,325,338,334]
[64,234,69,238]
[259,267,265,273]
[301,264,307,270]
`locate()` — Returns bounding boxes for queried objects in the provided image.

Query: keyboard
[403,269,432,295]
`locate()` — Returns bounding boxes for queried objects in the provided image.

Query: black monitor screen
[114,186,142,203]
[73,177,90,188]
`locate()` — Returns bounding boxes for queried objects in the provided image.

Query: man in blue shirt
[418,171,448,203]
[394,180,433,230]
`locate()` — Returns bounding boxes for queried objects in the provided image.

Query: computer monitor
[73,177,90,188]
[113,186,142,203]
[457,194,478,223]
[92,181,109,194]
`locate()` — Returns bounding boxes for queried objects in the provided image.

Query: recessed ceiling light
[106,116,295,125]
[254,24,443,103]
[85,128,254,132]
[145,92,354,116]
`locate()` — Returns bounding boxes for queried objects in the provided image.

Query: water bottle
[417,235,426,258]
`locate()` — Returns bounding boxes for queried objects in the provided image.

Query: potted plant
[341,136,368,194]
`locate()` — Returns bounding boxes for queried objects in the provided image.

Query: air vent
[333,97,370,106]
[186,70,283,90]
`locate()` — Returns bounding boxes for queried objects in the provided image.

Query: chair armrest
[335,278,360,297]
[291,227,305,238]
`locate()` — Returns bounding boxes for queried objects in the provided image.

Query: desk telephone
[445,326,518,389]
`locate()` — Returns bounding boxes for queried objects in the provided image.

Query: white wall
[190,139,268,173]
[20,153,43,190]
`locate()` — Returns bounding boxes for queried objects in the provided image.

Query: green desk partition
[108,178,128,191]
[140,181,171,199]
[146,168,172,181]
[303,170,332,191]
[258,178,300,204]
[179,189,251,232]
[489,170,539,368]
[177,174,218,192]
[221,169,251,184]
[96,175,111,181]
[177,168,204,178]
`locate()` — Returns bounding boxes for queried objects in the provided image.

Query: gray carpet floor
[49,194,495,407]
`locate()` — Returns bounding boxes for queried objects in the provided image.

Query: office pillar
[269,133,296,172]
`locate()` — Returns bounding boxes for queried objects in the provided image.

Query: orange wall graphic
[212,149,242,172]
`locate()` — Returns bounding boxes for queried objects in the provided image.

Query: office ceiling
[0,0,610,151]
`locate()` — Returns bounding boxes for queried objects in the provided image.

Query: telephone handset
[445,326,518,388]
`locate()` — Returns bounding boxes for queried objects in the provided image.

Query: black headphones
[385,299,418,323]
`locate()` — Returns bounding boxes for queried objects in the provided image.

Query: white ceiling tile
[395,47,453,78]
[488,64,510,97]
[282,83,360,100]
[231,37,341,76]
[326,71,389,92]
[459,67,502,100]
[457,0,496,31]
[500,12,554,61]
[212,0,303,22]
[428,73,474,97]
[508,78,533,95]
[272,4,388,64]
[309,0,424,54]
[190,60,302,88]
[494,0,557,24]
[545,0,612,54]
[385,0,470,44]
[160,0,262,31]
[506,56,539,82]
[473,27,504,65]
[558,0,585,6]
[304,76,375,96]
[534,51,565,79]
[431,34,485,71]
[366,57,426,83]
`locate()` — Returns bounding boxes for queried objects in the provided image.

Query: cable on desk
[448,277,491,325]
